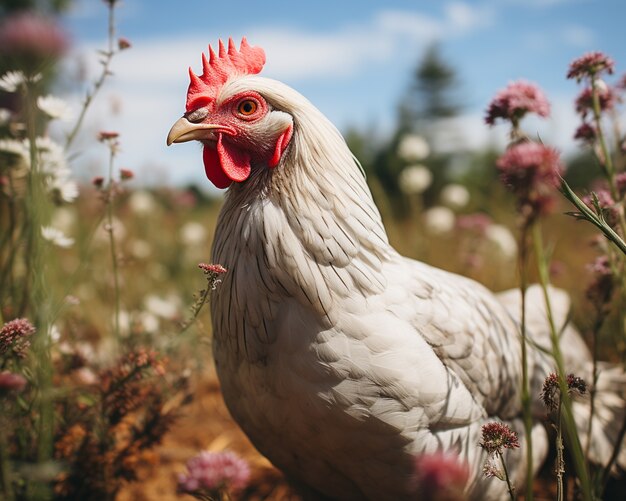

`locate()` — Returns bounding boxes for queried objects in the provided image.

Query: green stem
[65,2,117,151]
[518,220,534,500]
[499,451,516,501]
[106,150,121,343]
[556,401,565,501]
[532,224,593,501]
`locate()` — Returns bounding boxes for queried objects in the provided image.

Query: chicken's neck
[212,102,392,327]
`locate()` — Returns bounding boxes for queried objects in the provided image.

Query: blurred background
[2,0,626,499]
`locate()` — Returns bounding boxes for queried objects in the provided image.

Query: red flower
[541,372,587,411]
[485,80,550,126]
[479,422,520,455]
[119,168,134,180]
[410,451,469,500]
[567,51,615,82]
[98,131,119,142]
[0,371,27,393]
[92,176,105,188]
[117,37,131,50]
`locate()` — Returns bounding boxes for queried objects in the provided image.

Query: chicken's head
[166,38,293,189]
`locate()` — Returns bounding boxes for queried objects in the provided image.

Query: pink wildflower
[0,371,27,393]
[98,131,119,142]
[573,122,597,144]
[0,318,35,357]
[616,172,626,197]
[456,213,493,235]
[0,11,69,71]
[575,86,616,118]
[119,168,134,181]
[479,422,520,455]
[199,263,228,291]
[485,80,550,126]
[585,255,614,308]
[567,51,615,82]
[496,142,564,217]
[117,37,131,50]
[410,451,469,501]
[541,372,587,412]
[177,450,250,496]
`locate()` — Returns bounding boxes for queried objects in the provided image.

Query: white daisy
[37,95,73,121]
[0,71,41,92]
[397,134,430,162]
[398,165,432,195]
[41,226,74,248]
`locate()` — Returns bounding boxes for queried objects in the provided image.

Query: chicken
[167,38,626,500]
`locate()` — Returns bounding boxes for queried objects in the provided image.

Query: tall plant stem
[106,150,121,343]
[65,2,117,151]
[517,220,534,500]
[532,224,593,501]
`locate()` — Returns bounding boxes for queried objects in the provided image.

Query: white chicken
[167,38,625,500]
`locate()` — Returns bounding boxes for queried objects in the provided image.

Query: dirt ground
[117,372,300,501]
[117,372,626,501]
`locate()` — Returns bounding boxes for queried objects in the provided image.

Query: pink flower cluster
[540,372,587,411]
[496,142,564,217]
[410,451,469,500]
[0,317,35,357]
[575,86,616,118]
[567,51,615,82]
[485,80,550,126]
[177,450,250,495]
[0,11,69,70]
[0,371,27,393]
[479,422,520,455]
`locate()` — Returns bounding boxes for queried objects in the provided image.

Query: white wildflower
[180,221,207,246]
[399,165,432,195]
[0,71,41,92]
[41,226,74,248]
[0,108,11,125]
[53,177,79,203]
[128,190,157,215]
[48,324,62,342]
[139,312,160,333]
[0,138,28,160]
[37,95,73,121]
[440,184,470,209]
[144,294,180,319]
[0,71,26,92]
[485,224,517,258]
[397,134,430,162]
[424,206,455,234]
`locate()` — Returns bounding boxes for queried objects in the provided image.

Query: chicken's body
[168,39,625,500]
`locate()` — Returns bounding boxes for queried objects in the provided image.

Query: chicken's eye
[237,99,258,116]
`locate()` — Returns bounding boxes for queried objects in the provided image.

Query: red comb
[185,37,266,112]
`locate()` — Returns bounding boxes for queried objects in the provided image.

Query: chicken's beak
[166,117,223,146]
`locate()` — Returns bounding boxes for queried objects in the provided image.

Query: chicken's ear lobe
[268,124,293,168]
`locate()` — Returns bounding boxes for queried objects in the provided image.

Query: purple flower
[567,51,615,82]
[485,80,551,126]
[0,371,27,393]
[177,450,250,497]
[456,213,493,235]
[410,451,469,501]
[541,372,587,412]
[585,255,614,308]
[0,11,69,71]
[0,318,35,357]
[479,422,520,455]
[573,122,597,144]
[496,142,564,217]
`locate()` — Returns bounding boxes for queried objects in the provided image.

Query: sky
[57,0,626,188]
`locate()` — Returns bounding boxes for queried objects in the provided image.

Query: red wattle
[269,124,293,168]
[202,134,252,189]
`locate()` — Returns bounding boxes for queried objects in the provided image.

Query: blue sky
[59,0,626,186]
